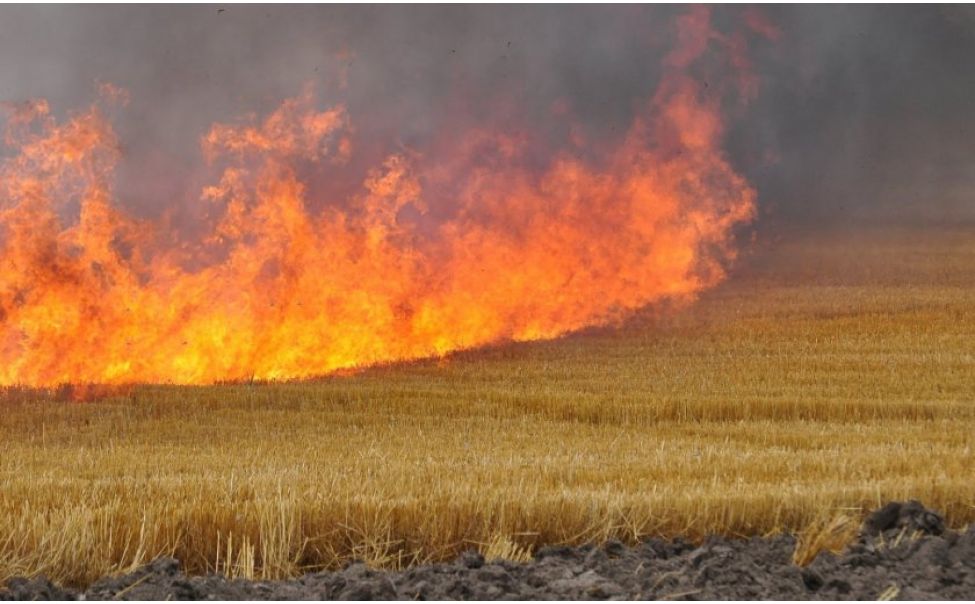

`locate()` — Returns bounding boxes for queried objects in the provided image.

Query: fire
[0,8,761,387]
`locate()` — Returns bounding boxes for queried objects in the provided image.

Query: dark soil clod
[862,499,946,538]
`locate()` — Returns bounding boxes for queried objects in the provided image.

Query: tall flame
[0,8,759,387]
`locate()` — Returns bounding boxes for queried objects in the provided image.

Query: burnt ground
[3,501,973,600]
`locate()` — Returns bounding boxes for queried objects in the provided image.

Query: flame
[0,8,759,387]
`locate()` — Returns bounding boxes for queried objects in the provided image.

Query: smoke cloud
[735,5,975,226]
[2,5,971,228]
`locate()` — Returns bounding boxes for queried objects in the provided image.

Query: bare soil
[3,501,973,600]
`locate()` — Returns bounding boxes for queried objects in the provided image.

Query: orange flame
[0,9,759,387]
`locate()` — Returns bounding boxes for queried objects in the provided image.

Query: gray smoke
[734,5,975,226]
[0,5,972,228]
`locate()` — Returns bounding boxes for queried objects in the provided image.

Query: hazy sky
[0,5,972,227]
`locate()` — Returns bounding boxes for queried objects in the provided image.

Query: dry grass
[1,226,974,586]
[791,513,859,566]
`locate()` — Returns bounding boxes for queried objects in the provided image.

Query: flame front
[0,9,759,387]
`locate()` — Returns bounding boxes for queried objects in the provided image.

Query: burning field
[0,7,756,387]
[2,226,973,592]
[1,4,975,599]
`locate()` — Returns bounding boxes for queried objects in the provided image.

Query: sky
[0,4,972,228]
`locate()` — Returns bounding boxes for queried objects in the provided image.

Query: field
[1,226,974,587]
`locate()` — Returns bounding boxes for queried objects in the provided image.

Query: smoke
[730,5,975,226]
[2,5,969,227]
[0,5,663,222]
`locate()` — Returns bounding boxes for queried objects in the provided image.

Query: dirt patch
[3,501,973,600]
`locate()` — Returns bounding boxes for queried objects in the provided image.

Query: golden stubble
[1,227,973,587]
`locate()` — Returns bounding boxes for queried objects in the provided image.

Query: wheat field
[1,226,973,587]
